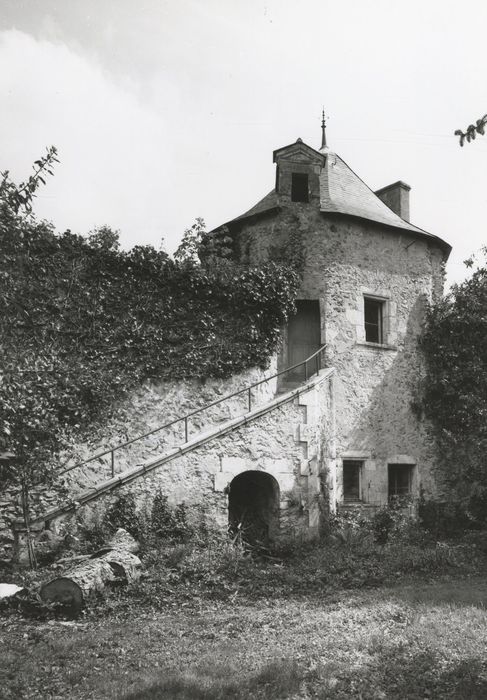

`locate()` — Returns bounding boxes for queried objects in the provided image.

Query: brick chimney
[374,181,411,221]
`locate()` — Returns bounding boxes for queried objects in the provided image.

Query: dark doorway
[287,300,321,381]
[343,460,362,502]
[228,471,280,545]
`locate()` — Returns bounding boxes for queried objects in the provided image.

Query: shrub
[150,492,194,544]
[418,498,472,538]
[150,492,173,540]
[371,501,412,544]
[102,492,140,538]
[172,503,193,542]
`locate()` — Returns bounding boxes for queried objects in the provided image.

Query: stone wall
[1,360,278,558]
[61,359,278,494]
[234,205,447,507]
[47,369,335,545]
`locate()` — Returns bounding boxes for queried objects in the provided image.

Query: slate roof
[320,152,436,239]
[216,144,451,252]
[230,189,279,222]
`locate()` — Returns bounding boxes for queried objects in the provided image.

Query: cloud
[2,3,487,286]
[0,29,175,249]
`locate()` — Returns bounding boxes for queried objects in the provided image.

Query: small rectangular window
[291,173,309,202]
[364,297,384,343]
[388,464,412,499]
[343,460,362,502]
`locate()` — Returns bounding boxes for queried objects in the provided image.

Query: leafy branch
[0,146,59,215]
[455,115,487,147]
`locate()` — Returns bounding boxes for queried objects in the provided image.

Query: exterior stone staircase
[12,349,336,563]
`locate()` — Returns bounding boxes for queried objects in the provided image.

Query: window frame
[356,291,397,347]
[364,296,385,344]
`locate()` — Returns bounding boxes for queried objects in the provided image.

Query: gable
[273,140,325,166]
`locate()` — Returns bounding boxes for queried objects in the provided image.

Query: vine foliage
[0,151,299,547]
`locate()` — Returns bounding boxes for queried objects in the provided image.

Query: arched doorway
[228,471,280,545]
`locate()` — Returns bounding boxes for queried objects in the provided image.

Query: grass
[123,660,302,699]
[2,536,487,698]
[2,578,487,699]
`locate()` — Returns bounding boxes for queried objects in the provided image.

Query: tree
[87,224,121,251]
[1,147,61,565]
[420,250,487,518]
[0,146,59,215]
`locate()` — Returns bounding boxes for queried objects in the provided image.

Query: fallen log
[39,528,142,616]
[106,528,140,553]
[56,553,90,566]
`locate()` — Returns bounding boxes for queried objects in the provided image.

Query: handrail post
[61,343,327,478]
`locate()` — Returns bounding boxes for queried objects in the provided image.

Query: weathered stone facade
[43,369,335,546]
[62,361,278,496]
[221,135,451,511]
[2,363,277,557]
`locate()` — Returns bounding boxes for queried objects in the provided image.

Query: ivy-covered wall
[0,209,300,553]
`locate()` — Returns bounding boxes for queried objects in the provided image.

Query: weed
[150,492,193,543]
[371,506,395,544]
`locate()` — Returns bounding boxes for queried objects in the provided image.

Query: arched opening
[228,471,280,545]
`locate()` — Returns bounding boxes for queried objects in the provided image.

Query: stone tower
[213,121,451,510]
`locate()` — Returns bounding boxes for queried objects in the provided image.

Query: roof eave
[319,210,452,258]
[211,206,281,233]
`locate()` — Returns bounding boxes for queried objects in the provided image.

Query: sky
[1,0,487,287]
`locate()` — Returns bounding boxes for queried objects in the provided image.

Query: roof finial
[321,108,327,149]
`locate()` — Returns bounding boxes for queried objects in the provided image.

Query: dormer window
[291,173,309,203]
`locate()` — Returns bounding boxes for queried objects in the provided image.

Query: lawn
[2,541,487,699]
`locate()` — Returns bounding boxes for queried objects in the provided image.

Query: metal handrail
[60,344,327,478]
